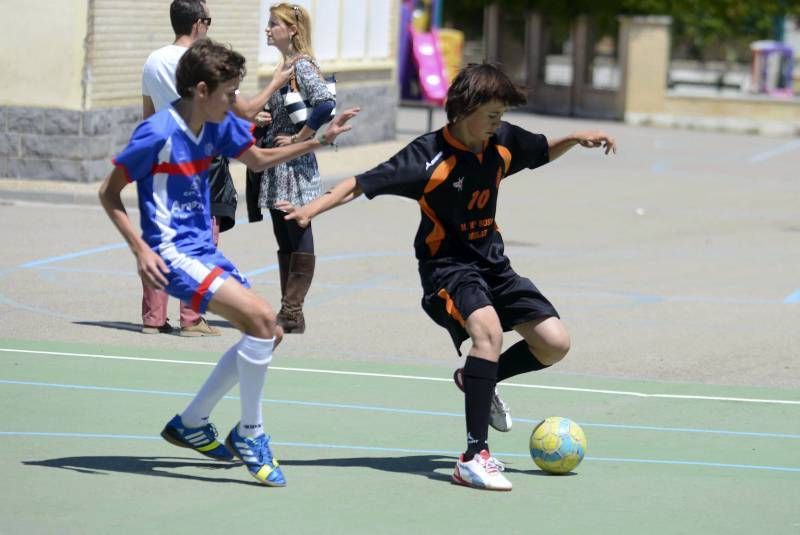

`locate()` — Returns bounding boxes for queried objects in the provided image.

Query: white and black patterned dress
[259,57,335,209]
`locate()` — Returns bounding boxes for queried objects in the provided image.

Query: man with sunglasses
[143,1,211,118]
[139,1,292,337]
[140,0,219,337]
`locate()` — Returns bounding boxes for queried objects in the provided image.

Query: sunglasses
[198,17,212,26]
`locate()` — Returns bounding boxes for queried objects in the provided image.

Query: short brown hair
[445,63,527,123]
[175,38,247,98]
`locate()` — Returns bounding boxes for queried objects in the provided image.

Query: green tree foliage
[443,0,800,60]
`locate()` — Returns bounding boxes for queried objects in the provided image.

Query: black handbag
[208,156,237,232]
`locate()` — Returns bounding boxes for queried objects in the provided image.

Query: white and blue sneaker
[452,450,512,491]
[160,414,233,461]
[225,426,287,487]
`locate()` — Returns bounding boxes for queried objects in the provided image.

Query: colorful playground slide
[409,28,449,105]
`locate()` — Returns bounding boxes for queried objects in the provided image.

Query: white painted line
[1,347,798,406]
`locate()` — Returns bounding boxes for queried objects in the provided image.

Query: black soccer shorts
[419,259,560,355]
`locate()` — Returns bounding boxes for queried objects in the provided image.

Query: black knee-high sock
[462,356,498,459]
[496,340,549,382]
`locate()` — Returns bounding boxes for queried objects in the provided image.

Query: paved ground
[1,107,799,534]
[1,107,799,389]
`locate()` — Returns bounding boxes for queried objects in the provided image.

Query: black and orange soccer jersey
[355,121,549,268]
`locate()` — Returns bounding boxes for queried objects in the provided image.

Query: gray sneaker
[489,389,512,432]
[453,368,513,432]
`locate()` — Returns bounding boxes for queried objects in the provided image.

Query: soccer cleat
[452,450,512,491]
[179,317,221,337]
[160,414,234,461]
[453,368,513,432]
[225,426,286,487]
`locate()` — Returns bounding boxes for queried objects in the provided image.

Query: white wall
[258,0,394,68]
[1,0,89,109]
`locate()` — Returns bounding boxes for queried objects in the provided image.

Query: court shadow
[73,320,146,333]
[23,455,250,485]
[73,319,233,333]
[280,454,534,484]
[518,469,579,477]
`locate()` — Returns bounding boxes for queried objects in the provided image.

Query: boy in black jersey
[277,63,616,491]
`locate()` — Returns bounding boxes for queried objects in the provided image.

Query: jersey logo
[452,177,464,191]
[204,143,214,156]
[425,151,443,170]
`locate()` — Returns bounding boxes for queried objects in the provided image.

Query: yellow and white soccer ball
[529,416,587,474]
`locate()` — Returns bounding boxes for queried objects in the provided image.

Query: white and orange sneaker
[452,450,512,491]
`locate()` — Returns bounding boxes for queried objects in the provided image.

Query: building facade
[0,0,399,182]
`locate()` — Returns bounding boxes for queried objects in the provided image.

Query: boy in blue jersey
[278,63,615,491]
[98,38,359,487]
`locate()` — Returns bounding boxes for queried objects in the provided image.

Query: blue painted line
[315,251,412,262]
[651,160,668,173]
[243,263,279,277]
[584,456,800,473]
[0,431,158,441]
[19,243,128,268]
[2,379,799,440]
[514,417,800,440]
[23,266,135,276]
[16,217,249,270]
[783,289,800,304]
[0,296,79,321]
[749,139,800,164]
[11,244,797,308]
[2,431,799,473]
[309,273,396,307]
[244,251,411,278]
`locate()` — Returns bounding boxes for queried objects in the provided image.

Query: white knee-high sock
[180,336,244,428]
[236,334,275,438]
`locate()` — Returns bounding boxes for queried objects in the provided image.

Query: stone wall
[0,105,140,182]
[334,83,398,146]
[0,79,397,182]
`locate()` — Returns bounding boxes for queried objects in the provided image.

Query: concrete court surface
[0,107,799,390]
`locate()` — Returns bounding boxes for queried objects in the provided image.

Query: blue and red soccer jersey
[112,107,255,312]
[114,107,253,255]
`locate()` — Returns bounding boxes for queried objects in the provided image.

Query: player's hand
[322,107,361,145]
[275,200,311,228]
[573,131,617,154]
[254,111,272,128]
[136,248,170,290]
[271,59,294,88]
[274,134,293,147]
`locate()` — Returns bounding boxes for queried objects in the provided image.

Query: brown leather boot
[277,252,315,333]
[277,252,291,297]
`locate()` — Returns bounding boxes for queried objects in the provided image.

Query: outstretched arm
[276,176,363,228]
[237,107,360,172]
[98,167,169,289]
[548,131,617,161]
